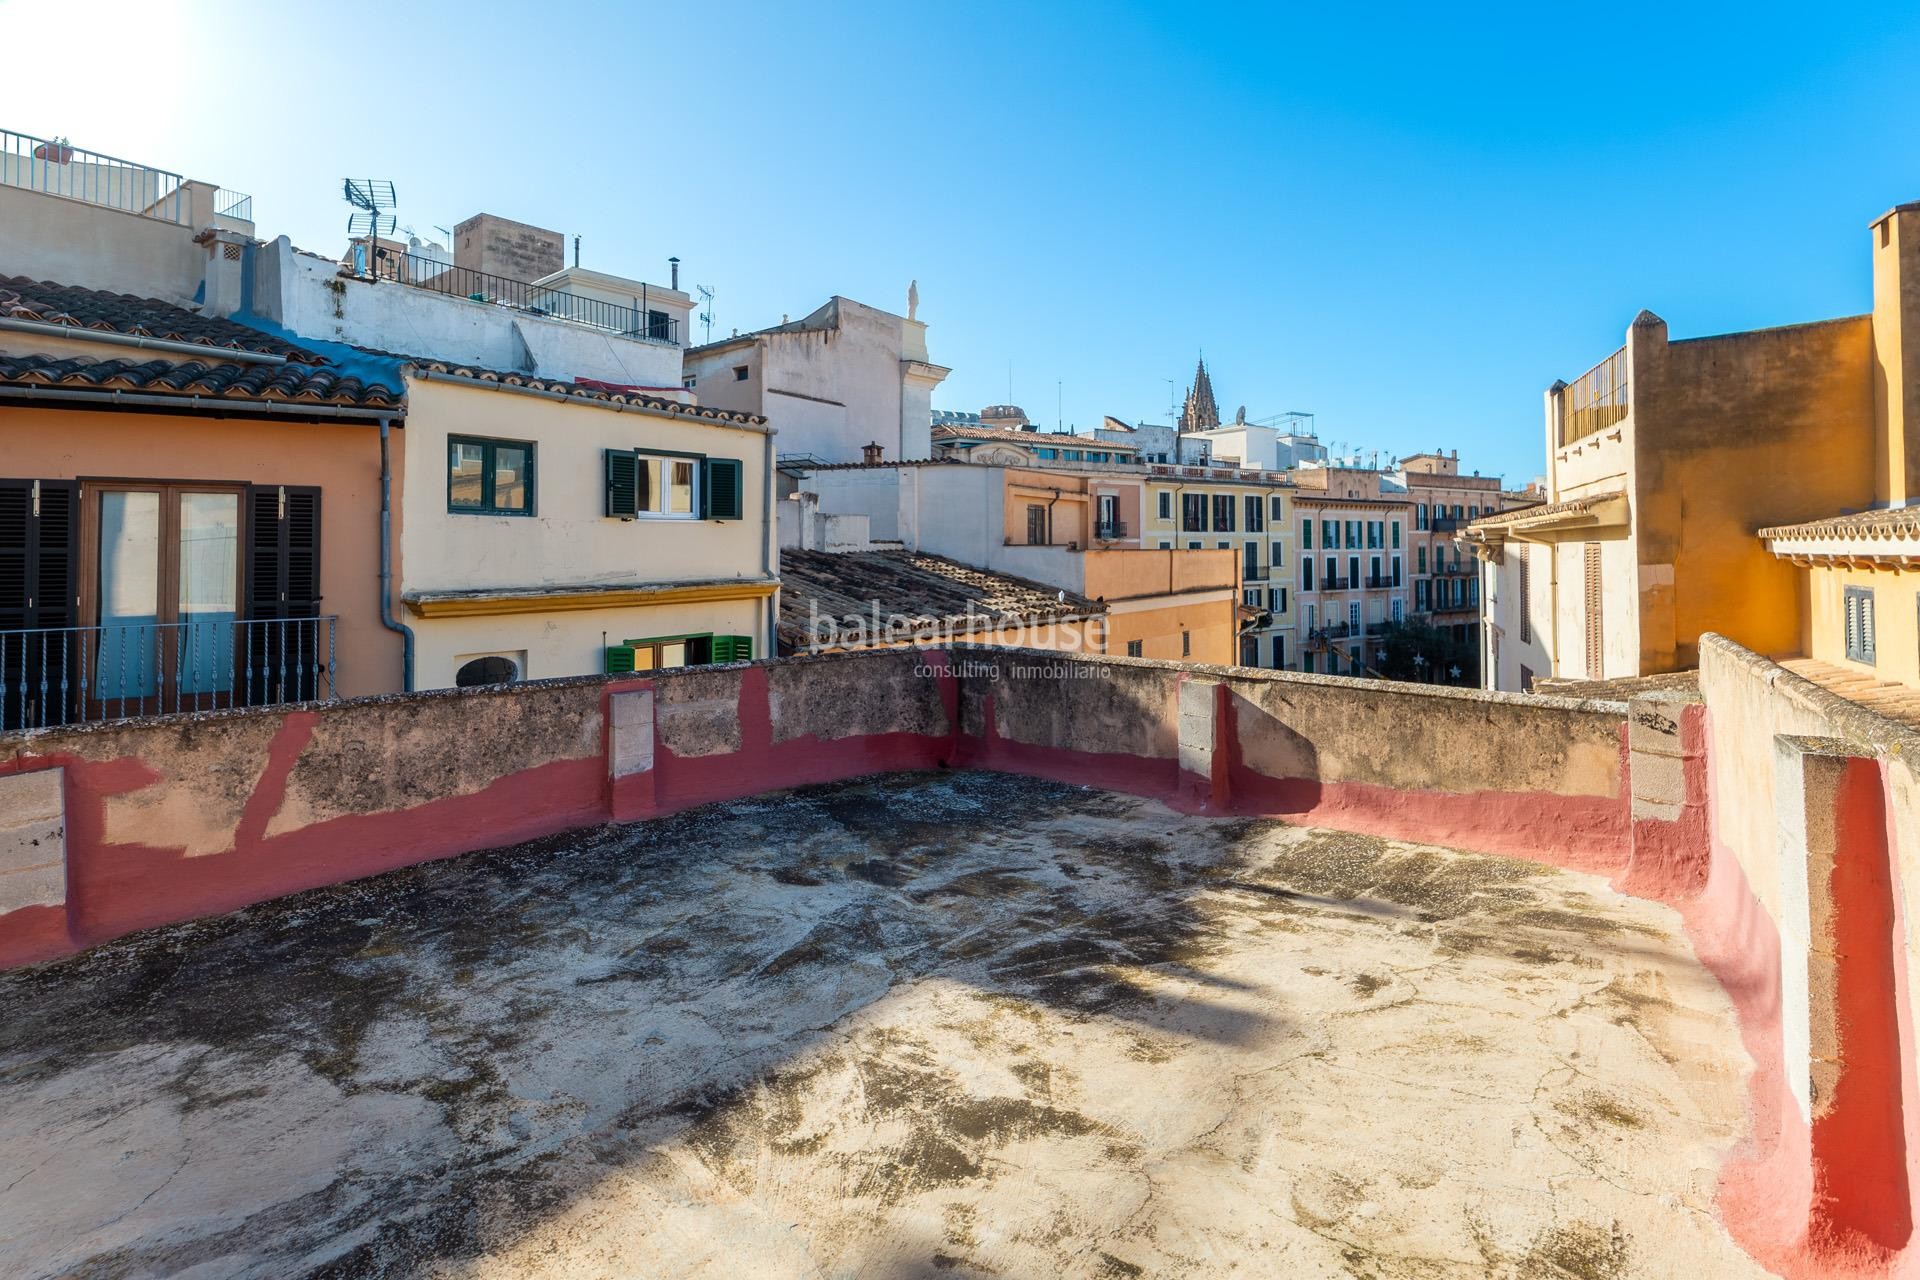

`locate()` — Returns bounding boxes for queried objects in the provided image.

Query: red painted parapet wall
[0,647,1635,975]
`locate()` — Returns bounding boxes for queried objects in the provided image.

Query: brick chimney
[862,441,885,465]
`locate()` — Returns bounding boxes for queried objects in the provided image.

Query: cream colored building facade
[1141,469,1295,668]
[396,370,776,689]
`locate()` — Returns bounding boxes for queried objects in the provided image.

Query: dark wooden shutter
[1,480,78,729]
[703,457,744,521]
[606,449,639,519]
[245,486,323,704]
[1517,547,1532,644]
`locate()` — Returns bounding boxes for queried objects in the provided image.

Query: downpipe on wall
[379,416,416,691]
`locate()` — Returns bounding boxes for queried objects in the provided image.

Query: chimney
[669,257,680,290]
[862,441,885,465]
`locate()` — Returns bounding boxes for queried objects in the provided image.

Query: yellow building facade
[1141,470,1295,668]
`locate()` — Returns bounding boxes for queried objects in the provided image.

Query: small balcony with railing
[1557,346,1629,448]
[1094,518,1129,541]
[1,617,340,733]
[1364,574,1395,589]
[364,250,680,345]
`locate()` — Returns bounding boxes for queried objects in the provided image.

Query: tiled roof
[1466,493,1624,530]
[778,549,1103,647]
[934,423,1140,452]
[0,352,401,410]
[405,360,766,426]
[1759,508,1920,544]
[0,276,325,363]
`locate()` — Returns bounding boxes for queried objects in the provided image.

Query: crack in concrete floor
[0,771,1767,1278]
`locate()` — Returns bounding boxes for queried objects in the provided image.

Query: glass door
[88,485,241,715]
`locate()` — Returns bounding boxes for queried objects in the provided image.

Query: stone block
[0,768,65,914]
[609,690,655,779]
[1176,679,1218,780]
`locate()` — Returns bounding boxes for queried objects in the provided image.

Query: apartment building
[931,408,1142,466]
[1394,451,1505,677]
[1467,201,1913,689]
[1291,467,1412,677]
[1140,467,1295,669]
[797,461,1239,662]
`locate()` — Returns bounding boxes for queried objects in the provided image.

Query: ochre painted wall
[0,403,404,698]
[1807,564,1920,688]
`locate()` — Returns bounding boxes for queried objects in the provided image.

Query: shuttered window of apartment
[0,479,78,730]
[1845,587,1876,664]
[1583,542,1603,680]
[1517,546,1532,644]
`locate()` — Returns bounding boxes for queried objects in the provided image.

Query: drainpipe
[763,426,777,658]
[379,416,415,691]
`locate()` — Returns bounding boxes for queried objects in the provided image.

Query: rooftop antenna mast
[696,284,715,345]
[342,179,397,279]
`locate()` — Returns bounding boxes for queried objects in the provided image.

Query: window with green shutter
[702,458,744,521]
[607,632,754,672]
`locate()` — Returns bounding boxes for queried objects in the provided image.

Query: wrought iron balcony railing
[368,250,680,344]
[1,616,339,732]
[1094,519,1129,539]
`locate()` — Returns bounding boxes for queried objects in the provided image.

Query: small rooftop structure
[777,548,1102,651]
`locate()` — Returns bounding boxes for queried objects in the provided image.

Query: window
[1391,599,1404,623]
[1158,491,1172,520]
[456,654,521,686]
[1182,493,1207,532]
[1417,503,1429,530]
[1159,540,1172,550]
[1348,602,1360,631]
[607,632,753,673]
[1417,579,1430,610]
[1212,493,1235,532]
[733,365,750,381]
[1305,603,1317,631]
[1271,495,1284,520]
[605,450,739,521]
[1345,520,1360,549]
[1302,652,1315,674]
[1217,540,1230,550]
[1272,634,1286,668]
[1188,541,1202,550]
[1246,494,1265,531]
[1367,520,1383,549]
[1369,555,1382,584]
[1026,504,1048,545]
[1301,558,1314,590]
[1182,630,1191,657]
[1391,556,1402,587]
[1243,543,1260,578]
[1126,639,1143,657]
[449,436,534,516]
[1325,554,1337,585]
[1845,587,1877,664]
[1240,636,1259,666]
[1301,518,1313,550]
[1322,519,1337,548]
[1270,539,1283,567]
[1391,520,1401,549]
[1418,545,1427,573]
[1347,555,1360,586]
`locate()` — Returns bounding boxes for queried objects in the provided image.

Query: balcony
[1,127,185,224]
[1,617,339,732]
[368,250,680,345]
[1094,519,1129,540]
[1432,563,1476,577]
[1364,574,1395,589]
[1316,576,1353,591]
[1429,517,1463,534]
[1560,346,1629,446]
[1242,565,1269,583]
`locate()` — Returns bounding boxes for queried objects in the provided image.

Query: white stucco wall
[255,239,684,387]
[685,298,944,465]
[0,183,208,302]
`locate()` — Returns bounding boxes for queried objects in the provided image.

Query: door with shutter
[244,486,323,705]
[0,479,79,730]
[1583,542,1603,680]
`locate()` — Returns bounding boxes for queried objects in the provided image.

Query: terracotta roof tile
[1759,508,1920,544]
[0,353,401,410]
[778,549,1102,647]
[405,359,766,426]
[0,276,325,363]
[934,423,1140,451]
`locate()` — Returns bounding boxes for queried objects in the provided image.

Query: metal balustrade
[1,128,185,223]
[1,616,339,732]
[367,250,680,344]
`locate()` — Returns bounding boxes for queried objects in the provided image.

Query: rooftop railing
[214,188,253,222]
[0,127,185,223]
[368,250,680,345]
[1561,346,1629,446]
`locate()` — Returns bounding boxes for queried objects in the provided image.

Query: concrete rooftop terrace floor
[0,772,1767,1280]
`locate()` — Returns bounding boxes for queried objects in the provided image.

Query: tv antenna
[696,284,715,345]
[343,179,397,277]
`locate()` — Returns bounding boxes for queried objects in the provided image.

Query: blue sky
[9,1,1920,482]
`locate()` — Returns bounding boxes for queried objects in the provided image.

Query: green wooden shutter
[703,457,744,521]
[604,643,637,674]
[710,635,753,663]
[606,449,639,519]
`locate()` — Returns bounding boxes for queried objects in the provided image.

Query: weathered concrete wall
[1692,634,1920,1273]
[951,648,1630,869]
[0,183,207,303]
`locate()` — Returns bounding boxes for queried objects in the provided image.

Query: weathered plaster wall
[0,183,208,303]
[1806,564,1920,688]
